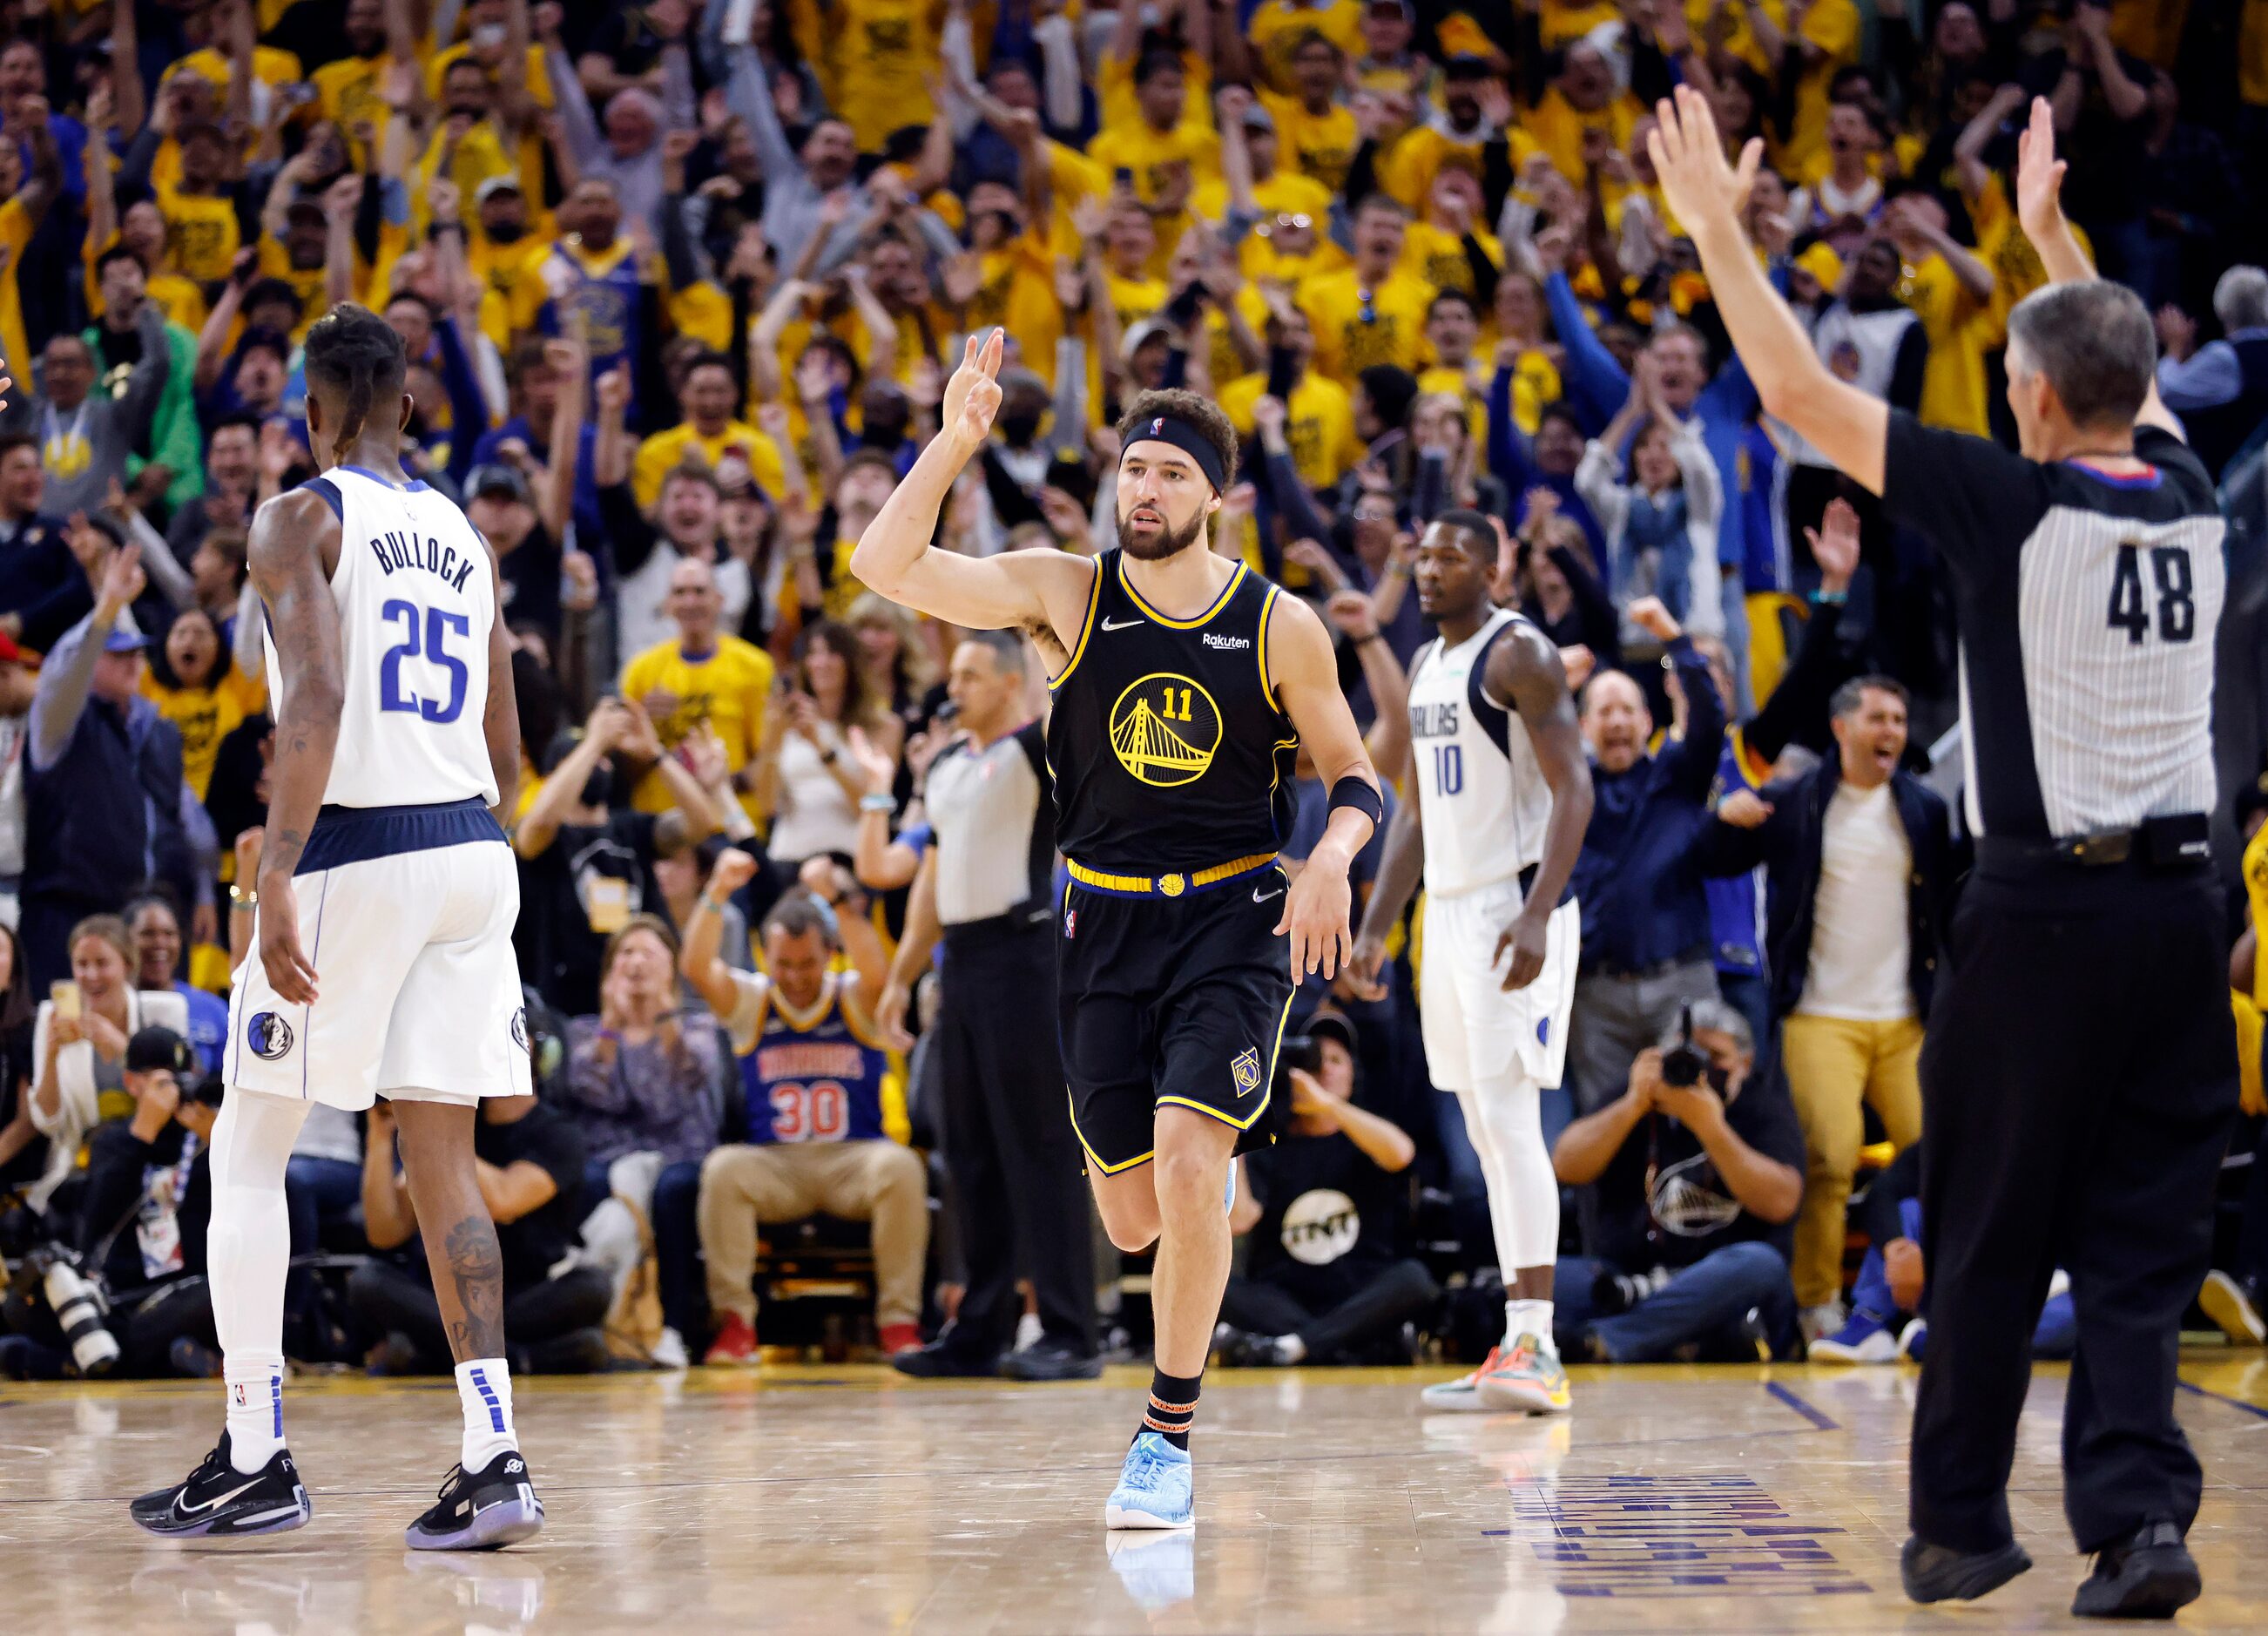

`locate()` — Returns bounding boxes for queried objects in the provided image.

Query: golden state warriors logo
[1231,1047,1262,1099]
[1109,672,1221,788]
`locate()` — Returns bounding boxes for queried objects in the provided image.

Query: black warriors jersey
[1046,550,1299,876]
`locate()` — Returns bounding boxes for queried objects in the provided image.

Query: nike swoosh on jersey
[176,1478,262,1517]
[1100,617,1144,632]
[1252,887,1285,903]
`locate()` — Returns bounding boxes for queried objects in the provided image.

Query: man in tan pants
[681,849,928,1362]
[1700,676,1964,1349]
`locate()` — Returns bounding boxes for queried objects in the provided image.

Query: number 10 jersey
[1405,609,1556,899]
[276,465,500,811]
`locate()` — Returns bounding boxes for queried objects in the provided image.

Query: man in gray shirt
[31,309,172,520]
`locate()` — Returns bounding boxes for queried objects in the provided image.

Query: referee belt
[1976,814,2211,875]
[1064,851,1279,899]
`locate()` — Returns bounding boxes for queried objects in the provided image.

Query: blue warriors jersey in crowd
[734,972,894,1144]
[537,239,649,386]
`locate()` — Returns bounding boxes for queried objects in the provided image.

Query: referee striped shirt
[1880,414,2224,840]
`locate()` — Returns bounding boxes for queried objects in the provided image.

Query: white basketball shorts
[1419,875,1580,1094]
[225,801,532,1110]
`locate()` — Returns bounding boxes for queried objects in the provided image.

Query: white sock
[455,1358,518,1472]
[223,1356,286,1470]
[1507,1300,1556,1354]
[1274,1334,1306,1363]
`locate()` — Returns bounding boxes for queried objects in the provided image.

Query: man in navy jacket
[1696,674,1967,1344]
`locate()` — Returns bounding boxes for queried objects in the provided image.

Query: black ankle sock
[1138,1369,1200,1450]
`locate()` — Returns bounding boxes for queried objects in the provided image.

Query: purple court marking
[1765,1381,1839,1432]
[2177,1380,2268,1421]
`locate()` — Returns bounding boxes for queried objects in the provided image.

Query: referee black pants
[936,926,1097,1359]
[1910,863,2237,1555]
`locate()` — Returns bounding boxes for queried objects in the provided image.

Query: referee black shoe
[1900,1534,2032,1603]
[404,1450,545,1551]
[998,1337,1105,1381]
[892,1336,1002,1379]
[2071,1520,2200,1619]
[131,1434,312,1538]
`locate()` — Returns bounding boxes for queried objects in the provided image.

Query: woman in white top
[26,913,189,1213]
[753,620,903,868]
[1573,355,1725,655]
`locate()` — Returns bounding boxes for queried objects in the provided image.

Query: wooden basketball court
[4,1356,2265,1633]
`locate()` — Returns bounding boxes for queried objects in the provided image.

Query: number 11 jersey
[278,465,499,811]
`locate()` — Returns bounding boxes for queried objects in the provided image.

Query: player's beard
[1117,498,1209,560]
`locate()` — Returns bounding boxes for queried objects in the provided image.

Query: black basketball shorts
[1056,864,1295,1174]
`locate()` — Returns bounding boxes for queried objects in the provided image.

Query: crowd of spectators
[3,0,2267,1380]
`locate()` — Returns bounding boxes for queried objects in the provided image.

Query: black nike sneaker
[404,1450,545,1551]
[131,1433,312,1538]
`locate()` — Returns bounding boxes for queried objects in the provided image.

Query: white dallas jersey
[1406,609,1556,897]
[267,465,499,810]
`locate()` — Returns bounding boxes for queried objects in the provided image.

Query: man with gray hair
[1652,88,2234,1616]
[1549,997,1803,1363]
[2155,264,2268,477]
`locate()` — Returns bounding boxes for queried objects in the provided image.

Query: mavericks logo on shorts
[1231,1046,1262,1099]
[246,1011,294,1062]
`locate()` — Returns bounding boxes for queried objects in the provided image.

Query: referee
[1651,93,2235,1619]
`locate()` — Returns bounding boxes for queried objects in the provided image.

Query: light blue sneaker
[1105,1431,1194,1530]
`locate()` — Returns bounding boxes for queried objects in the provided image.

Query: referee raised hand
[1651,87,2236,1620]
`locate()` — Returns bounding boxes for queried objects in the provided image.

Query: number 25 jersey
[280,465,500,811]
[1044,551,1299,875]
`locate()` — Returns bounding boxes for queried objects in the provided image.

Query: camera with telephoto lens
[27,1247,118,1376]
[1659,1004,1708,1091]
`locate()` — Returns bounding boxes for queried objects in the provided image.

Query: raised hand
[1628,595,1682,643]
[1645,84,1761,239]
[1325,588,1380,641]
[940,328,1005,455]
[1716,788,1774,828]
[1806,497,1861,592]
[709,847,760,896]
[2013,93,2066,247]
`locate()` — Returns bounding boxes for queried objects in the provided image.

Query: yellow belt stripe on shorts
[1063,852,1279,899]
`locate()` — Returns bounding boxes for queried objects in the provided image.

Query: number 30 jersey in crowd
[725,970,895,1144]
[271,465,501,810]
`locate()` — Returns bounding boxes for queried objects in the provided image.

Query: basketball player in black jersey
[855,332,1381,1531]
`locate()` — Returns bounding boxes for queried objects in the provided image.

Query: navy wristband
[1327,775,1384,828]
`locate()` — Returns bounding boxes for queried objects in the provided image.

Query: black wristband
[1328,775,1384,828]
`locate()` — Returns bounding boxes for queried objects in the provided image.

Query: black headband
[1120,415,1227,495]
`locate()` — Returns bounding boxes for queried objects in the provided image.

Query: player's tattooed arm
[246,488,347,1003]
[1488,623,1593,992]
[477,533,521,821]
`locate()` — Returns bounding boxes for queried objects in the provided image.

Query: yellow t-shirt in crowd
[469,232,550,348]
[1298,267,1434,382]
[140,666,264,802]
[1089,122,1223,206]
[826,0,938,152]
[1401,220,1501,298]
[156,184,242,286]
[254,238,328,341]
[1898,254,1992,437]
[82,235,210,333]
[1246,0,1364,93]
[1097,47,1212,139]
[1970,172,2092,347]
[1521,88,1643,186]
[424,45,555,201]
[1374,125,1509,213]
[967,231,1066,387]
[313,51,398,163]
[1192,167,1334,235]
[1539,0,1621,47]
[1218,369,1360,491]
[1688,0,1860,176]
[632,421,790,509]
[1257,90,1359,196]
[618,634,778,823]
[0,200,32,391]
[164,44,306,99]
